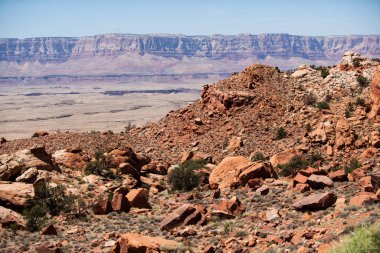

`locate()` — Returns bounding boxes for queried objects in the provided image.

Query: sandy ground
[0,81,208,140]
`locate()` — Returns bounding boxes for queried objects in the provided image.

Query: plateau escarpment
[0,34,379,83]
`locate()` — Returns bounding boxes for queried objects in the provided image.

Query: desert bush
[357,75,369,87]
[321,67,330,78]
[353,58,361,68]
[345,158,362,173]
[168,159,205,192]
[355,97,365,106]
[328,222,380,253]
[277,155,309,177]
[317,101,330,110]
[325,92,333,102]
[303,92,317,106]
[309,152,323,165]
[345,102,354,118]
[23,204,47,232]
[124,122,136,132]
[276,127,287,140]
[306,123,312,132]
[252,152,266,162]
[85,151,117,179]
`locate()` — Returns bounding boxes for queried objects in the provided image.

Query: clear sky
[0,0,379,38]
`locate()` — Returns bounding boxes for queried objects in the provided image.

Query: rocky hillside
[0,52,379,252]
[1,34,379,82]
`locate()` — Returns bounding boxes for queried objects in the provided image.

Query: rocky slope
[1,34,379,82]
[0,53,379,253]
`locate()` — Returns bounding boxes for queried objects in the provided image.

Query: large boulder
[306,175,334,189]
[209,156,251,189]
[52,149,86,170]
[113,233,180,253]
[368,65,380,119]
[15,167,38,183]
[292,192,337,211]
[0,206,25,228]
[0,181,34,206]
[0,145,57,181]
[216,196,245,215]
[111,187,130,212]
[160,204,205,231]
[126,188,151,209]
[349,192,377,207]
[238,162,276,185]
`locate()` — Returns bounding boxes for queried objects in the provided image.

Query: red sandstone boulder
[160,204,197,231]
[328,169,347,181]
[113,233,180,253]
[368,65,380,119]
[238,162,276,184]
[0,206,25,228]
[111,187,130,212]
[307,175,334,189]
[292,192,337,211]
[216,196,245,215]
[349,192,377,206]
[209,156,251,189]
[126,188,151,209]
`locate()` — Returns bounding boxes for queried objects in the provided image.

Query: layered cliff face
[0,33,379,81]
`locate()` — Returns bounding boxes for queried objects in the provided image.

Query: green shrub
[277,156,309,177]
[345,158,362,173]
[252,152,266,162]
[306,123,312,132]
[23,204,47,232]
[353,58,361,68]
[85,151,117,179]
[355,97,365,106]
[357,75,369,87]
[328,222,380,253]
[309,152,323,165]
[317,101,330,110]
[325,93,333,102]
[321,68,330,78]
[276,127,287,140]
[345,102,354,118]
[168,159,205,192]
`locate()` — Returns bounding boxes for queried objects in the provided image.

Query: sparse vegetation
[168,159,206,192]
[252,152,266,162]
[328,222,380,253]
[306,123,312,132]
[345,158,362,173]
[85,151,118,179]
[321,67,330,78]
[357,75,369,87]
[317,100,330,110]
[23,181,79,231]
[277,155,309,177]
[353,58,361,68]
[276,127,287,140]
[303,92,317,106]
[355,97,365,106]
[345,102,354,118]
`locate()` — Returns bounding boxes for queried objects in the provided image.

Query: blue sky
[0,0,379,38]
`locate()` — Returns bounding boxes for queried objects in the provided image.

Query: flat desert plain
[0,81,206,140]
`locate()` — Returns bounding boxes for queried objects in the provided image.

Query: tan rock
[0,206,25,228]
[270,148,302,167]
[294,183,310,193]
[226,136,242,151]
[361,147,378,159]
[349,192,377,206]
[256,185,269,195]
[111,187,130,212]
[368,65,380,119]
[216,196,245,215]
[0,181,34,206]
[328,169,347,181]
[52,149,86,170]
[209,156,250,189]
[126,188,151,209]
[359,176,374,192]
[160,204,197,230]
[238,162,276,184]
[307,175,334,189]
[113,233,180,253]
[15,167,38,183]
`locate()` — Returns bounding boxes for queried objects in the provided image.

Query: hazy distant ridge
[1,33,379,63]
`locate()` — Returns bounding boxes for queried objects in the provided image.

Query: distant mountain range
[0,33,379,83]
